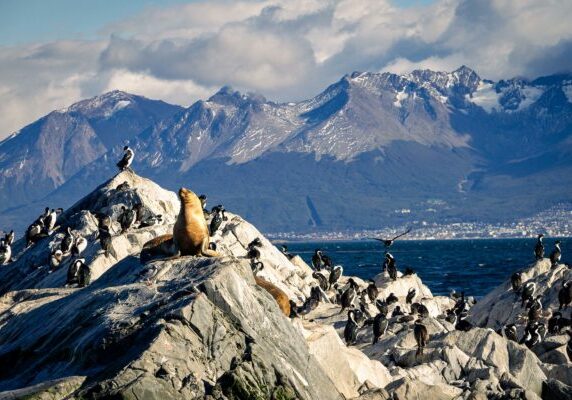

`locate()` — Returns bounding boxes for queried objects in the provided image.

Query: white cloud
[0,0,571,139]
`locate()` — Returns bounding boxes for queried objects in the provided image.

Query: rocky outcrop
[0,171,570,399]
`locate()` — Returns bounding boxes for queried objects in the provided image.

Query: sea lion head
[178,187,201,207]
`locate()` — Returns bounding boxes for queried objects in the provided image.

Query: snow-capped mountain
[1,67,571,233]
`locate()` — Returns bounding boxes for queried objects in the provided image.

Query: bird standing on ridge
[344,309,359,345]
[550,240,562,268]
[414,319,428,356]
[534,234,544,260]
[117,146,134,171]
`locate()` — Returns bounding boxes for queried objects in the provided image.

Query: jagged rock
[542,379,572,400]
[470,259,572,330]
[0,376,85,399]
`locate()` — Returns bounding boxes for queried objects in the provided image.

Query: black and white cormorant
[312,249,324,270]
[528,295,542,321]
[503,324,518,342]
[386,292,398,305]
[49,249,63,272]
[280,245,295,260]
[550,240,562,268]
[411,302,429,318]
[391,305,404,317]
[521,282,536,307]
[566,331,572,361]
[414,319,428,356]
[372,312,388,344]
[511,272,523,293]
[209,205,227,235]
[4,230,14,246]
[312,271,329,291]
[117,146,134,171]
[329,265,343,288]
[559,281,572,310]
[344,310,359,345]
[406,288,416,304]
[384,253,397,281]
[340,278,359,312]
[134,203,163,228]
[366,280,378,303]
[534,234,544,260]
[375,299,388,316]
[118,206,136,233]
[60,227,75,254]
[72,234,88,257]
[67,258,85,286]
[246,238,262,260]
[521,322,542,348]
[0,239,11,265]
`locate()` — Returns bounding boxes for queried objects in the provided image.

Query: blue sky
[0,0,570,138]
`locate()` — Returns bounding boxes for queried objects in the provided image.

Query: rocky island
[0,171,570,399]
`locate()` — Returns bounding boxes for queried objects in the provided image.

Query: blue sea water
[285,238,572,297]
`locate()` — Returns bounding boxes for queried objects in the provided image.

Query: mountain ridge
[1,66,572,234]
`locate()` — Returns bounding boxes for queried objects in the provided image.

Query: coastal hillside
[0,171,570,399]
[1,68,572,234]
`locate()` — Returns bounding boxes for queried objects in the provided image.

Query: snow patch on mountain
[563,83,572,103]
[466,82,500,112]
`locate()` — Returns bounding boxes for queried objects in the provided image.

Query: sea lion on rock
[254,276,291,317]
[140,234,179,264]
[174,187,219,257]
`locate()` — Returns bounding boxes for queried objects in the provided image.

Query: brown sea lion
[174,187,219,257]
[140,234,179,264]
[254,276,291,317]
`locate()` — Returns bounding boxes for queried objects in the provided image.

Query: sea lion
[174,187,219,257]
[140,234,179,263]
[254,276,291,317]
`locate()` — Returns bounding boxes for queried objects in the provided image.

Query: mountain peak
[208,86,267,106]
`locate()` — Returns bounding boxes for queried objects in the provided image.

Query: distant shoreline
[269,235,572,244]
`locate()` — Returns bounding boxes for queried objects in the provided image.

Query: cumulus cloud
[0,0,571,139]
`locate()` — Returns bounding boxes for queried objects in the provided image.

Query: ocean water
[285,238,572,297]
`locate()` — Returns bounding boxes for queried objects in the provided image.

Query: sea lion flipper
[201,237,219,257]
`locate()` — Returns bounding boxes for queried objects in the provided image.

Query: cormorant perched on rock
[366,280,378,302]
[117,145,134,171]
[386,292,398,305]
[547,312,568,334]
[344,310,359,346]
[60,227,75,254]
[455,317,473,332]
[98,225,112,257]
[72,234,87,257]
[391,306,404,318]
[26,222,43,247]
[521,322,542,348]
[280,245,295,260]
[375,299,388,316]
[406,288,416,304]
[384,253,397,281]
[340,278,359,312]
[559,281,572,310]
[0,239,11,265]
[503,324,518,342]
[246,238,262,260]
[534,234,544,260]
[511,272,523,293]
[118,206,136,233]
[49,249,63,272]
[115,181,130,191]
[4,230,14,246]
[403,267,416,276]
[250,260,264,274]
[411,302,429,318]
[209,205,226,235]
[78,262,91,287]
[372,313,388,344]
[521,282,536,307]
[66,258,85,286]
[329,265,343,288]
[370,228,411,250]
[550,240,562,268]
[528,295,543,321]
[414,319,428,356]
[312,271,329,292]
[134,203,162,228]
[311,249,324,270]
[199,195,209,218]
[42,208,58,234]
